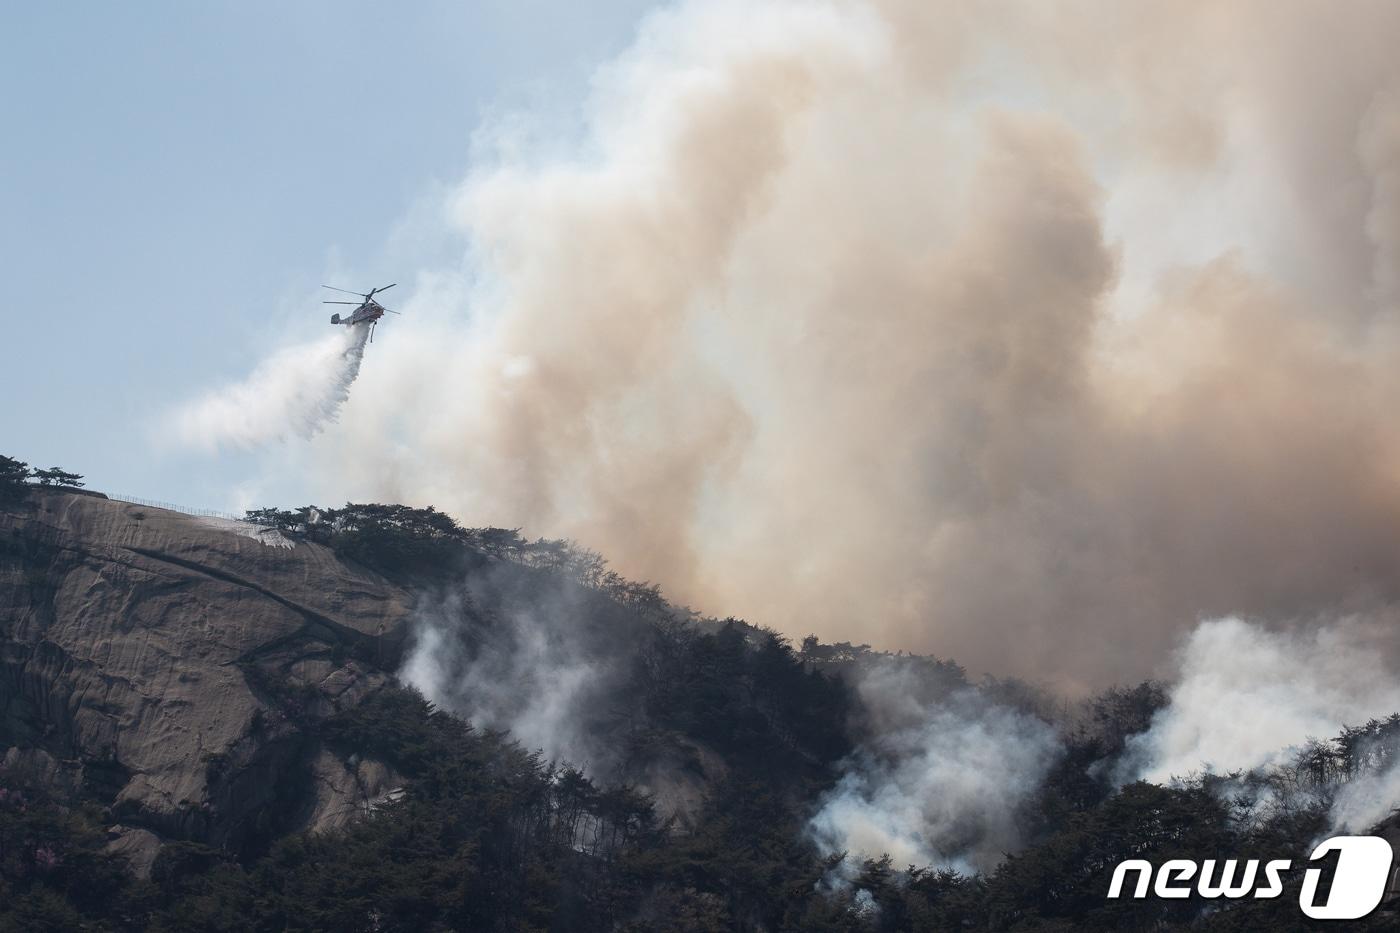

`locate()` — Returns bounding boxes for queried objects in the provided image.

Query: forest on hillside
[0,475,1396,930]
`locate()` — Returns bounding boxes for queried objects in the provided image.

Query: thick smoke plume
[171,324,369,451]
[289,0,1400,690]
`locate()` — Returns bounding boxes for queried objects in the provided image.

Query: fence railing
[108,493,247,523]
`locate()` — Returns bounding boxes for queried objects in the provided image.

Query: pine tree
[0,455,32,503]
[31,466,84,488]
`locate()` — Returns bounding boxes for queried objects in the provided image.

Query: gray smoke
[397,565,727,820]
[398,567,626,772]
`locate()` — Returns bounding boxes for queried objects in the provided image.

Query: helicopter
[322,283,399,342]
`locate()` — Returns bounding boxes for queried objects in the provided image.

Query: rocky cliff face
[0,490,411,874]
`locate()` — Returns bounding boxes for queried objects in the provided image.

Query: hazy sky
[1,0,655,506]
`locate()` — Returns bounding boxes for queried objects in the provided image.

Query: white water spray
[170,324,371,451]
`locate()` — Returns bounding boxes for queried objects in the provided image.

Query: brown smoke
[321,0,1400,690]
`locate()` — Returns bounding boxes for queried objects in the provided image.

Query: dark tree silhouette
[31,467,84,488]
[0,455,32,503]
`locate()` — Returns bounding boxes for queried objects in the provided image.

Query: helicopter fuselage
[330,301,385,327]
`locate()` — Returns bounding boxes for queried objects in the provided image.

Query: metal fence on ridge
[107,493,247,523]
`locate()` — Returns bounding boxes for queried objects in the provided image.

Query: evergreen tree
[0,455,33,503]
[31,467,84,488]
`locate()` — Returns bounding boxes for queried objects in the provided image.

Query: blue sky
[1,0,656,507]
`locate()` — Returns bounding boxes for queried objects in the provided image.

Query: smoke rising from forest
[814,615,1400,872]
[1122,616,1400,785]
[171,324,370,451]
[399,570,625,772]
[1119,615,1400,837]
[808,665,1060,873]
[284,0,1400,690]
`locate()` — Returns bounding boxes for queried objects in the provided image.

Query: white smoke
[809,663,1061,873]
[1120,616,1400,834]
[398,573,621,771]
[813,615,1400,874]
[402,617,603,766]
[1331,765,1400,834]
[170,324,370,451]
[1122,617,1400,784]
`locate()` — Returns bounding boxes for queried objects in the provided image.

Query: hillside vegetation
[0,464,1395,930]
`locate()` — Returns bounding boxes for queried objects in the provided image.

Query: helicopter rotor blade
[323,301,359,305]
[384,308,401,314]
[321,285,367,297]
[374,283,397,294]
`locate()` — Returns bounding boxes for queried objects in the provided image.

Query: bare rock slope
[0,490,411,871]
